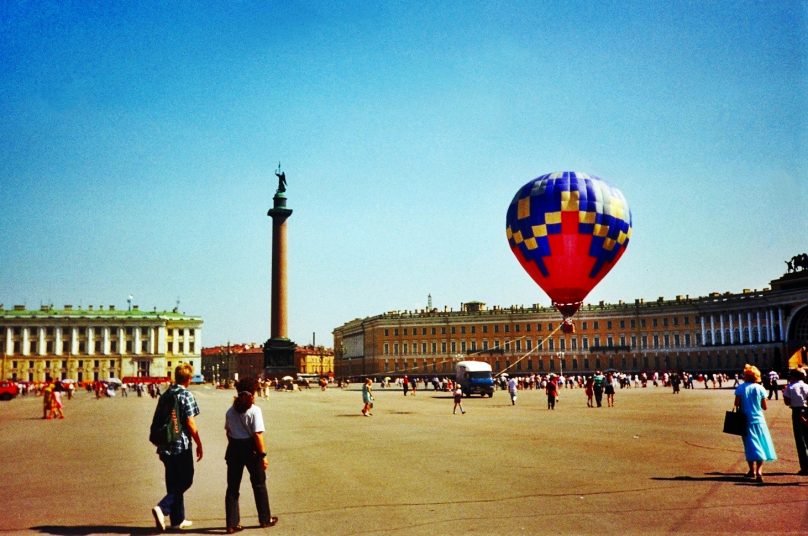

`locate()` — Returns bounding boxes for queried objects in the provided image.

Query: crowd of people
[16,358,805,531]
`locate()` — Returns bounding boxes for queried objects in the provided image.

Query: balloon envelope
[506,171,632,318]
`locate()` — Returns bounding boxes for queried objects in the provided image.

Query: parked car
[0,380,20,401]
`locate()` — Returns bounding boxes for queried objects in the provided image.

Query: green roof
[0,306,201,322]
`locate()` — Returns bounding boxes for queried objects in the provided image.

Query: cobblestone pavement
[1,383,806,535]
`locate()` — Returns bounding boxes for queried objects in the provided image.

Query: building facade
[333,269,808,378]
[202,343,334,384]
[0,304,203,382]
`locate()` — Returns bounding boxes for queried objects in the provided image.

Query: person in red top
[546,375,559,410]
[402,375,410,396]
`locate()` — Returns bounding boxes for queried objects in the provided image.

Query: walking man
[593,370,606,408]
[151,364,204,531]
[783,368,808,475]
[507,376,518,405]
[768,370,781,400]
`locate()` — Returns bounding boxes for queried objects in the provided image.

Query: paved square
[1,383,806,535]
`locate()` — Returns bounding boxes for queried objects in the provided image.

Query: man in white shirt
[768,370,781,400]
[783,368,808,476]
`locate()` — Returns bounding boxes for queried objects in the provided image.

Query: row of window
[4,326,157,336]
[0,339,197,356]
[380,352,761,374]
[10,359,116,370]
[382,328,779,356]
[383,317,695,338]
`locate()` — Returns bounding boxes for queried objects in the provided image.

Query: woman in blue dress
[734,364,777,483]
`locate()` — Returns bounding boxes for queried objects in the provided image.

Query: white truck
[456,360,495,397]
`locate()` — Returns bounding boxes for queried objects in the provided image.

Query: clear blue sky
[1,1,805,347]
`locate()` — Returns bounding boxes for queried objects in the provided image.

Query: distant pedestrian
[593,371,605,408]
[546,375,558,410]
[767,370,781,400]
[507,376,518,405]
[361,378,374,416]
[42,377,55,419]
[402,375,410,396]
[224,378,277,533]
[605,373,616,407]
[734,364,777,483]
[453,386,465,414]
[52,382,65,419]
[585,376,594,408]
[670,372,681,394]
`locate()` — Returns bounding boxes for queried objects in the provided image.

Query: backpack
[149,389,184,447]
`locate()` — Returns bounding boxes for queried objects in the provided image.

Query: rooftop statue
[786,253,808,273]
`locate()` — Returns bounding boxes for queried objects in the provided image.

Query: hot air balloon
[506,171,632,333]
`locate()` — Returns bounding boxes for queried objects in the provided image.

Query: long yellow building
[0,304,203,382]
[333,268,808,378]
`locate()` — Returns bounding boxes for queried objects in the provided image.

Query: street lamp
[556,351,565,376]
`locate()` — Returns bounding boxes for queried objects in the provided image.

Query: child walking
[453,386,465,414]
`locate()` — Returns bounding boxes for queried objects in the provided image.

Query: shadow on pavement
[31,526,155,535]
[652,472,807,487]
[32,526,227,535]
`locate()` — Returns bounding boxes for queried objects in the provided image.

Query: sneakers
[169,520,193,530]
[152,506,165,531]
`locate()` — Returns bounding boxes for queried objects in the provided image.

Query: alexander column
[263,163,296,376]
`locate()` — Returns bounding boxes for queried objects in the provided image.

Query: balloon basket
[561,318,575,334]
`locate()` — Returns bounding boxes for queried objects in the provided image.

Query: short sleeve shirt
[784,380,808,408]
[734,382,766,425]
[225,404,266,440]
[157,384,200,456]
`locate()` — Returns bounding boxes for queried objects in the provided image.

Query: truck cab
[456,360,494,397]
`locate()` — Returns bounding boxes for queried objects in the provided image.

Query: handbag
[723,407,746,436]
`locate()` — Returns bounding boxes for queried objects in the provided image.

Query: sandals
[226,526,244,534]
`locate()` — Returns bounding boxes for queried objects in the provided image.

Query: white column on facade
[182,328,190,356]
[755,310,762,342]
[69,327,77,355]
[172,328,179,356]
[763,309,770,342]
[134,327,142,356]
[778,307,785,341]
[728,314,735,345]
[746,311,755,342]
[768,309,775,342]
[37,328,44,355]
[158,327,167,355]
[102,327,110,355]
[55,327,62,356]
[700,316,706,346]
[709,315,716,345]
[719,314,726,345]
[87,327,95,356]
[193,328,201,355]
[117,327,126,356]
[737,313,744,344]
[22,328,30,356]
[149,327,156,354]
[5,327,12,355]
